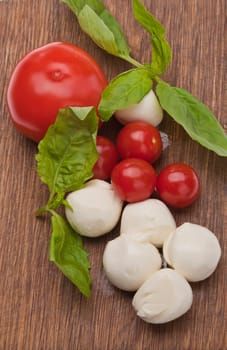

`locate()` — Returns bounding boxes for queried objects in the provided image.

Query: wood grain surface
[0,1,226,349]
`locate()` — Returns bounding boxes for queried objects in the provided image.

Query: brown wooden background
[0,1,226,349]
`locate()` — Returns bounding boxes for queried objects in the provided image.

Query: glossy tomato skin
[93,136,118,180]
[116,122,162,163]
[156,163,200,208]
[7,42,108,142]
[111,158,156,203]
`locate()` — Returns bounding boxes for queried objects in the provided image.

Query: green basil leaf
[133,0,165,36]
[62,0,131,59]
[156,81,227,156]
[132,0,172,76]
[61,0,104,16]
[98,68,153,121]
[36,106,98,209]
[150,35,172,77]
[50,212,91,297]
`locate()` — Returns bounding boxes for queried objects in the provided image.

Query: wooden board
[0,1,226,349]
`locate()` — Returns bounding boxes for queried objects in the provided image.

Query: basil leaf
[133,0,165,36]
[98,68,153,121]
[156,82,227,156]
[36,106,98,209]
[62,0,131,59]
[50,212,91,297]
[61,0,104,16]
[132,0,172,76]
[150,35,172,77]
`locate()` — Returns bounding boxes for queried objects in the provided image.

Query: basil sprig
[36,106,99,297]
[62,0,227,156]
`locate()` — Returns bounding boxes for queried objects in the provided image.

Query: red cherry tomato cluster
[7,42,200,208]
[93,121,200,208]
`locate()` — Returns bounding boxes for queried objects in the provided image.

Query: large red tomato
[7,42,108,142]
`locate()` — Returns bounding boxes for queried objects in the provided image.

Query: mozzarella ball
[103,235,162,291]
[132,268,193,324]
[120,199,176,247]
[65,179,123,237]
[163,223,221,282]
[115,89,163,127]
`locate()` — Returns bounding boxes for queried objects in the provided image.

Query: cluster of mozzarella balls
[65,179,221,324]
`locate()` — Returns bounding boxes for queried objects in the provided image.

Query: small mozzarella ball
[120,199,176,247]
[132,268,193,324]
[163,223,221,282]
[65,179,123,237]
[103,235,162,291]
[115,89,163,127]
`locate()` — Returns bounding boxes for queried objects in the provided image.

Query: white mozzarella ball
[120,199,176,247]
[115,89,163,127]
[65,179,123,237]
[132,268,193,324]
[163,223,221,282]
[103,235,162,291]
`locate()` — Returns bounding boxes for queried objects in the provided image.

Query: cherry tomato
[7,42,108,142]
[93,136,118,180]
[111,158,156,203]
[116,121,162,163]
[156,163,200,208]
